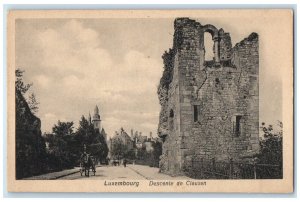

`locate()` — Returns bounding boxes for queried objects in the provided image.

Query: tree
[16,69,40,114]
[44,121,75,170]
[137,144,147,160]
[125,149,136,160]
[257,121,283,178]
[43,115,109,171]
[74,116,108,164]
[28,93,40,114]
[152,141,162,167]
[88,129,109,163]
[15,69,46,178]
[15,68,32,94]
[98,129,109,161]
[52,121,74,136]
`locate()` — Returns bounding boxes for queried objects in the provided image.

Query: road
[59,165,147,180]
[58,165,190,180]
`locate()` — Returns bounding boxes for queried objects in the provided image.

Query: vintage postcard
[7,9,293,193]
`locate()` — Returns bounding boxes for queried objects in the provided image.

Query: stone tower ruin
[157,18,259,176]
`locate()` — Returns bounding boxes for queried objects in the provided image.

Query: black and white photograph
[6,9,293,193]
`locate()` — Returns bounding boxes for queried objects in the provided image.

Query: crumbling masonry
[157,18,259,176]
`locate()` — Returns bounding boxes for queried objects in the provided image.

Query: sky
[15,17,283,137]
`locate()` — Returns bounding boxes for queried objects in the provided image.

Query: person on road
[123,159,127,167]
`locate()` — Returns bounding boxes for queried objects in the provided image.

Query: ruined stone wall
[157,50,174,173]
[158,51,182,175]
[219,29,233,62]
[158,18,259,176]
[231,32,260,155]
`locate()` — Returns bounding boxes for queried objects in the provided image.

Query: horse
[80,153,96,177]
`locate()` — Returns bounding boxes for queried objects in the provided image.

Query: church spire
[94,105,99,116]
[88,112,92,124]
[92,105,101,131]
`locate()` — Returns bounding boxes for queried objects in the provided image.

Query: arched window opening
[204,32,214,62]
[202,24,220,65]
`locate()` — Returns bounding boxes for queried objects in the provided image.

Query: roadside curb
[128,166,151,180]
[53,170,80,180]
[128,165,191,180]
[24,169,81,180]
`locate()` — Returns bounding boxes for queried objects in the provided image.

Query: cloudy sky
[15,17,284,137]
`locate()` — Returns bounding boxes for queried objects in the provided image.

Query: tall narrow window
[169,109,174,131]
[194,105,200,122]
[170,109,174,118]
[235,115,242,137]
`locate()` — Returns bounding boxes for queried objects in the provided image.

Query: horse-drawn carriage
[112,159,120,166]
[80,153,96,177]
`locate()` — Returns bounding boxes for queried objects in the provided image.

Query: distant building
[119,128,134,150]
[144,141,154,152]
[135,141,143,149]
[108,128,160,158]
[108,128,134,159]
